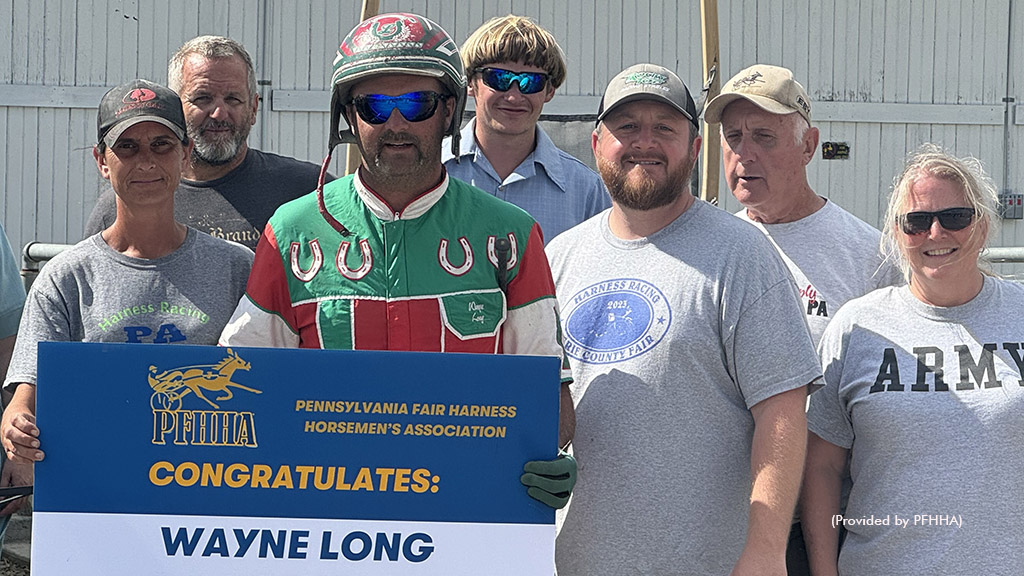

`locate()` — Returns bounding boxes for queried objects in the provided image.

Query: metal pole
[21,242,72,292]
[982,246,1024,263]
[1001,0,1015,195]
[699,0,721,204]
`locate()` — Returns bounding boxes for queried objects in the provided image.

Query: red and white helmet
[329,13,466,157]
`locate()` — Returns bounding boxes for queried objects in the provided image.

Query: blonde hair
[461,15,567,88]
[881,143,1001,281]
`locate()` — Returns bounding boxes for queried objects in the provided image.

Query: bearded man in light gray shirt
[549,63,821,576]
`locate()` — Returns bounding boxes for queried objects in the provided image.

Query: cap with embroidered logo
[703,64,812,125]
[597,63,698,128]
[97,79,188,147]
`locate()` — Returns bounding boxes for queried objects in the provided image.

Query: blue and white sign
[561,278,672,364]
[33,343,560,575]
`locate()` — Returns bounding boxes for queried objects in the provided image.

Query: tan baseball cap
[703,64,811,124]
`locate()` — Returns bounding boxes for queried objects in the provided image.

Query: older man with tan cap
[704,65,900,576]
[705,64,899,349]
[549,63,821,576]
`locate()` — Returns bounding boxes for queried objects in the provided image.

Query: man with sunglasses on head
[220,13,576,511]
[443,15,609,244]
[703,64,901,576]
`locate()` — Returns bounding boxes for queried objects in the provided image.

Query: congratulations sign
[32,343,560,575]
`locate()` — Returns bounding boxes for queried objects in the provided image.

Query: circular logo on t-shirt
[562,278,671,364]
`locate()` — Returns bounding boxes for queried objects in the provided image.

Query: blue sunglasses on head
[349,91,448,124]
[478,67,549,94]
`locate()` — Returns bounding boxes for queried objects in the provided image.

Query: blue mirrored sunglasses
[349,91,447,125]
[478,67,549,94]
[898,207,976,235]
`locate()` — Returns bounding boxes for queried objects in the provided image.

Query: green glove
[520,450,577,509]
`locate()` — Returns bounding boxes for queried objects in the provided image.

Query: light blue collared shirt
[443,119,610,244]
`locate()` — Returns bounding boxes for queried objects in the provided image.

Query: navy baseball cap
[97,79,188,147]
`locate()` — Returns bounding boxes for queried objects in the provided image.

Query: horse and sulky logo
[561,278,671,365]
[149,348,260,448]
[733,71,764,89]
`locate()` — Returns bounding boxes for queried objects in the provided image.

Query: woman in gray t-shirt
[0,80,252,500]
[801,144,1024,576]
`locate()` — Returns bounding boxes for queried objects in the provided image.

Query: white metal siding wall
[0,0,264,257]
[712,1,1014,227]
[0,0,1020,270]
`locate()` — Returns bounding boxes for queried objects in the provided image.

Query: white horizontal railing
[983,247,1024,263]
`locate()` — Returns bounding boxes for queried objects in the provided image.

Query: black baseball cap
[97,79,188,147]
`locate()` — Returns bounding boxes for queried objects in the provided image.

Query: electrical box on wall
[998,193,1023,219]
[822,142,850,160]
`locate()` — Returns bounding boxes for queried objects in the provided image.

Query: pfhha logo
[149,348,260,410]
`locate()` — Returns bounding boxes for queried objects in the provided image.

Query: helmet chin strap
[316,147,352,237]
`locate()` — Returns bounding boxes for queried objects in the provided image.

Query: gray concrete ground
[0,506,30,576]
[0,554,29,576]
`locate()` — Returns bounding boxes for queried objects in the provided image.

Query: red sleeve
[245,225,298,332]
[506,222,557,310]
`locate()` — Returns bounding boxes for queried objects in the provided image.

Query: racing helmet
[329,13,467,157]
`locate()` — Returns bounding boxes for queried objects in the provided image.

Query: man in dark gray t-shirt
[85,35,330,250]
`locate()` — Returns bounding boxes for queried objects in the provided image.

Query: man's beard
[597,153,693,211]
[356,129,441,184]
[190,118,251,166]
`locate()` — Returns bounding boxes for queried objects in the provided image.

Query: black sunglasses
[898,207,976,235]
[349,91,447,125]
[478,67,549,94]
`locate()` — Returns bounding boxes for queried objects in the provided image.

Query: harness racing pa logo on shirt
[561,279,671,364]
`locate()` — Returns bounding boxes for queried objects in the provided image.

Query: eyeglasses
[898,207,976,235]
[478,67,549,94]
[349,91,447,125]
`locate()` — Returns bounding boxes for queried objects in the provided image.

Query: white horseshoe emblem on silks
[486,233,519,270]
[290,239,323,282]
[337,239,373,280]
[438,237,474,276]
